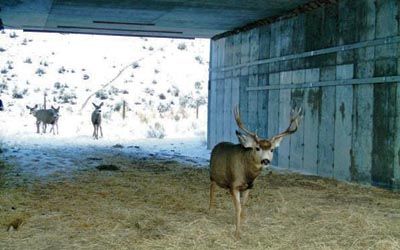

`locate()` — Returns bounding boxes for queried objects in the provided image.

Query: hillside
[0,29,210,141]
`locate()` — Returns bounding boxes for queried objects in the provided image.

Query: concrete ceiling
[0,0,312,39]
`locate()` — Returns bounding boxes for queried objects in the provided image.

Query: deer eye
[271,149,274,152]
[256,147,260,151]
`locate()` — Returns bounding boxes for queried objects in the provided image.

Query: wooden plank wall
[208,0,400,189]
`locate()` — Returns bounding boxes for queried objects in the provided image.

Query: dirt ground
[1,153,400,250]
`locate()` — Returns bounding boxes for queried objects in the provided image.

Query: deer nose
[261,159,271,165]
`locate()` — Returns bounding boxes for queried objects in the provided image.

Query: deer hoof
[234,231,241,240]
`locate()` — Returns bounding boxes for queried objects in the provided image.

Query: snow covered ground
[1,135,210,183]
[0,30,211,181]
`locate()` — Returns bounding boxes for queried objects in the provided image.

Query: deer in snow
[209,106,302,239]
[91,102,103,139]
[26,105,60,135]
[48,106,60,135]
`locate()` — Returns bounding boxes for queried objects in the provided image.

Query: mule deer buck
[26,105,60,135]
[91,102,103,139]
[209,106,302,239]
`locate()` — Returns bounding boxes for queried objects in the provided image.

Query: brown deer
[209,106,302,239]
[91,102,103,139]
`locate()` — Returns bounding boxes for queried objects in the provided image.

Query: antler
[270,107,302,142]
[234,106,259,142]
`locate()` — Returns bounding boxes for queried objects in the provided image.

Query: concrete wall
[208,0,400,189]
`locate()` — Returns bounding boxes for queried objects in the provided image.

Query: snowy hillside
[0,30,210,141]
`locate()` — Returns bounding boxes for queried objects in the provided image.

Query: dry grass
[1,155,400,250]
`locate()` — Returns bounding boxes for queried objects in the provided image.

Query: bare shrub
[58,89,77,104]
[159,93,166,100]
[35,68,46,76]
[12,87,28,99]
[177,43,187,50]
[144,88,155,96]
[195,56,204,64]
[9,32,18,38]
[24,58,32,64]
[167,85,180,97]
[58,66,66,74]
[147,122,165,139]
[132,62,140,69]
[95,90,108,100]
[157,103,171,114]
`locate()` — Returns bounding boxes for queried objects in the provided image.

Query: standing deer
[48,106,60,135]
[26,105,60,135]
[209,106,302,239]
[91,102,103,139]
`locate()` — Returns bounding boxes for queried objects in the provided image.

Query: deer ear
[26,105,30,109]
[236,130,257,149]
[100,102,104,107]
[92,103,96,107]
[271,137,283,148]
[34,104,38,108]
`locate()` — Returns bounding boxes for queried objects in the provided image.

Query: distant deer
[26,105,60,135]
[91,102,103,139]
[48,106,60,135]
[209,106,302,239]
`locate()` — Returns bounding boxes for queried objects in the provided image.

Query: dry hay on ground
[0,156,400,250]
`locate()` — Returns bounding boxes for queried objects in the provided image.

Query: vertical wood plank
[259,25,271,60]
[248,75,258,133]
[216,38,225,81]
[290,69,305,171]
[351,0,375,183]
[269,21,282,73]
[224,36,233,79]
[248,29,260,133]
[249,28,260,75]
[257,74,268,138]
[239,31,251,129]
[231,77,240,142]
[233,34,242,77]
[241,31,251,76]
[371,0,398,188]
[239,76,249,141]
[334,64,354,181]
[352,64,374,183]
[216,39,225,145]
[303,68,320,174]
[268,72,280,166]
[216,79,224,145]
[223,78,232,142]
[318,66,336,178]
[207,41,217,148]
[278,71,292,168]
[395,68,400,189]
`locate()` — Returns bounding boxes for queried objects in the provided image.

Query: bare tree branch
[80,57,147,111]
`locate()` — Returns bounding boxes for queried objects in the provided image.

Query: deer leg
[93,125,96,139]
[36,121,40,134]
[49,123,54,135]
[230,188,241,239]
[99,125,103,138]
[96,126,99,139]
[240,190,250,222]
[209,181,217,212]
